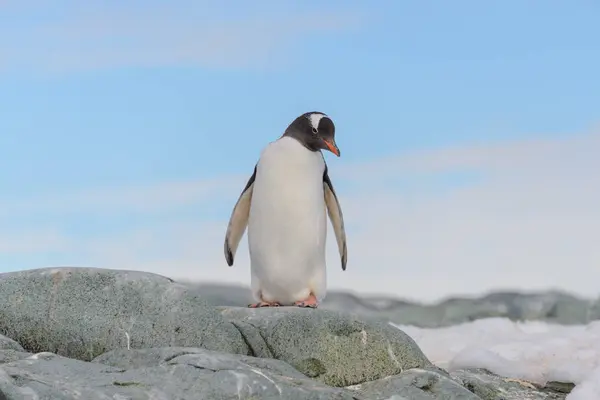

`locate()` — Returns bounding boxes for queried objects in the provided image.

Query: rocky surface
[218,307,431,386]
[451,369,572,400]
[0,267,248,361]
[349,367,482,399]
[0,267,577,399]
[3,349,360,399]
[187,282,597,328]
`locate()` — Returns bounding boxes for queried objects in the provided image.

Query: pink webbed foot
[247,301,282,308]
[294,293,318,309]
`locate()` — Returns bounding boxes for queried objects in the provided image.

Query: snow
[391,317,600,400]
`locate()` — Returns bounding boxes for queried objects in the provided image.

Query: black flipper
[224,165,257,266]
[323,164,348,271]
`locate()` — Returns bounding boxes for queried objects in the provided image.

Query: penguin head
[283,111,340,157]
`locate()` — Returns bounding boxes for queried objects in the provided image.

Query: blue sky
[1,1,599,301]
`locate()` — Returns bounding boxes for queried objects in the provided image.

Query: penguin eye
[311,127,318,134]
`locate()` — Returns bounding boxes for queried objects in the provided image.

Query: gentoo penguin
[223,111,347,309]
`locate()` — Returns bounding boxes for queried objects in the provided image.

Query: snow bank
[392,317,600,400]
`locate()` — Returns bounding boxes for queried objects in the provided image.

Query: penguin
[223,111,347,309]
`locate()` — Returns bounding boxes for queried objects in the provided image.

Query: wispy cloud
[0,175,242,218]
[0,229,70,253]
[1,128,598,302]
[0,2,363,73]
[338,130,600,300]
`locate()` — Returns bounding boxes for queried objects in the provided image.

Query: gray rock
[451,369,569,400]
[0,268,584,399]
[0,350,33,364]
[0,350,574,400]
[218,306,432,387]
[1,349,360,399]
[0,335,23,352]
[0,267,248,361]
[94,346,335,383]
[184,282,254,306]
[349,367,481,399]
[319,290,593,327]
[475,291,592,325]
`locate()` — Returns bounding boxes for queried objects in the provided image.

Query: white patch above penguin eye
[308,113,327,134]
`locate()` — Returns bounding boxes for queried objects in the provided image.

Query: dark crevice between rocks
[9,374,29,387]
[230,321,256,357]
[103,369,127,374]
[462,381,477,394]
[182,363,217,372]
[9,374,59,390]
[0,389,7,400]
[238,320,278,359]
[113,381,146,387]
[256,329,277,359]
[163,351,201,363]
[413,374,437,392]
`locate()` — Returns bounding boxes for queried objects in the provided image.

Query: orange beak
[322,139,340,157]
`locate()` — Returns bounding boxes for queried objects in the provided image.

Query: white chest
[251,137,325,210]
[246,137,329,303]
[248,137,327,249]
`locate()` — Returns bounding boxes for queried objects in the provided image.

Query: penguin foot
[247,301,281,308]
[294,294,318,309]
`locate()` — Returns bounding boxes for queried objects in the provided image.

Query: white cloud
[1,130,598,303]
[333,131,600,301]
[0,2,362,73]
